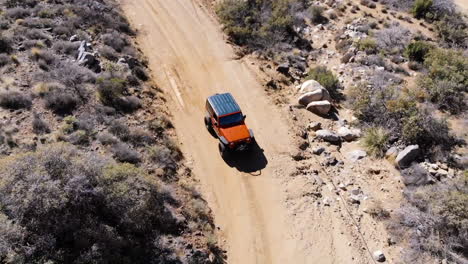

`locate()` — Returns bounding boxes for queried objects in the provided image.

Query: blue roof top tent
[207,93,241,117]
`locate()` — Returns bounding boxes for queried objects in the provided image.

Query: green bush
[412,0,432,19]
[96,77,126,106]
[306,66,341,99]
[418,48,468,114]
[435,14,468,48]
[404,41,433,62]
[362,126,389,158]
[309,5,327,24]
[216,0,305,49]
[356,38,377,54]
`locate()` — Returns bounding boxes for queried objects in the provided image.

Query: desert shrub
[435,14,468,48]
[132,66,149,81]
[362,126,389,157]
[44,92,79,115]
[53,40,80,56]
[367,200,391,219]
[0,144,189,263]
[67,130,89,145]
[118,96,142,113]
[390,174,468,263]
[52,25,72,37]
[148,116,173,136]
[30,48,56,65]
[102,31,129,52]
[25,29,51,41]
[375,25,412,53]
[0,34,12,54]
[356,38,377,54]
[107,119,129,139]
[0,54,11,67]
[306,66,341,99]
[98,132,119,146]
[418,48,468,114]
[309,5,328,24]
[112,142,141,164]
[404,41,433,62]
[5,0,38,8]
[128,128,155,147]
[96,77,126,106]
[0,91,32,110]
[148,145,180,177]
[32,114,50,134]
[99,45,119,61]
[216,0,308,50]
[412,0,432,18]
[5,7,31,19]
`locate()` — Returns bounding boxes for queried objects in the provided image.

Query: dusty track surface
[121,1,305,263]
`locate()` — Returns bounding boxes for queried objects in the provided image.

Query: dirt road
[122,0,306,263]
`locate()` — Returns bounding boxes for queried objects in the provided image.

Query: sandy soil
[454,0,468,13]
[121,0,401,263]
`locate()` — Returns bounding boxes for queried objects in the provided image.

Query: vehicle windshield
[219,113,243,126]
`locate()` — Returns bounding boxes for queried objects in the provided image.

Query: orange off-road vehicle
[204,93,255,156]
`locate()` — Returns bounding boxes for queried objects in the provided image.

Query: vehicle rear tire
[218,142,228,157]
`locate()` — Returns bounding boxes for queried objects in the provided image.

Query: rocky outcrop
[396,145,420,168]
[298,90,325,106]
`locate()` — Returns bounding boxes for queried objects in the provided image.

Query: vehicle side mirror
[243,115,247,120]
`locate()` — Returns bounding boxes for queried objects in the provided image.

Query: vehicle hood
[219,124,250,142]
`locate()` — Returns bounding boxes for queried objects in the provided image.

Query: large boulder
[298,89,324,106]
[315,129,340,143]
[396,145,420,168]
[298,79,324,94]
[306,100,332,115]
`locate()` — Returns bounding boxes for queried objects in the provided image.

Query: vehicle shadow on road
[221,143,268,174]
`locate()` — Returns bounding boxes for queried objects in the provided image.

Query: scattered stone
[307,122,322,131]
[323,197,331,206]
[396,145,420,168]
[325,156,338,166]
[77,41,101,73]
[69,34,78,42]
[312,146,325,155]
[337,126,361,141]
[299,141,309,151]
[349,194,361,204]
[385,146,398,158]
[436,169,448,177]
[315,129,341,143]
[347,150,367,162]
[373,250,386,262]
[291,152,306,161]
[276,63,290,75]
[306,100,332,115]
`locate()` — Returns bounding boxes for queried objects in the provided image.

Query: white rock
[373,250,386,262]
[299,79,324,94]
[396,145,420,168]
[347,150,367,162]
[306,100,332,115]
[337,127,360,141]
[298,89,325,106]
